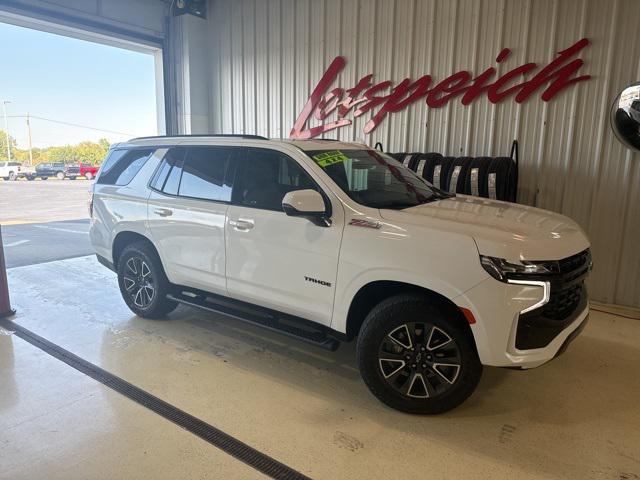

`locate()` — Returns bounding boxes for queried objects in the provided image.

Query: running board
[167,290,341,351]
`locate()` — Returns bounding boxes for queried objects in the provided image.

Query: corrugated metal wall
[207,0,640,308]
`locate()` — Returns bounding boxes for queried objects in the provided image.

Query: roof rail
[130,134,269,141]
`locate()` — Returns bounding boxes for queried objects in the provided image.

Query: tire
[420,153,444,184]
[116,241,178,319]
[2,177,8,181]
[85,172,93,180]
[446,157,473,195]
[8,171,17,181]
[56,171,65,180]
[40,176,48,180]
[356,294,482,414]
[486,157,515,201]
[465,157,492,197]
[27,175,35,181]
[435,157,454,191]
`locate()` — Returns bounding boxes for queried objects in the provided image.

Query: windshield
[306,149,452,209]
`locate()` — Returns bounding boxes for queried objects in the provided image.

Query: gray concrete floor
[1,256,639,479]
[0,179,91,224]
[1,219,92,268]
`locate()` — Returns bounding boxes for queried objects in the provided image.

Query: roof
[123,134,368,151]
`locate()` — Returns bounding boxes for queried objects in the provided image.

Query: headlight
[480,255,554,282]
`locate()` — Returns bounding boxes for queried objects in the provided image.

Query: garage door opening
[0,18,163,268]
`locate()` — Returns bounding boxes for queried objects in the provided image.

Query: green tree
[0,130,17,161]
[0,135,111,165]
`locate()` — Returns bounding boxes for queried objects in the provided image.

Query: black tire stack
[388,141,519,202]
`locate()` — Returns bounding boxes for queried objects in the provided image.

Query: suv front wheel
[357,294,482,414]
[117,242,178,319]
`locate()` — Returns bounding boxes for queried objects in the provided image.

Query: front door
[225,147,344,326]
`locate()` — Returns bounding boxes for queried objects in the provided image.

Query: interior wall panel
[208,0,640,308]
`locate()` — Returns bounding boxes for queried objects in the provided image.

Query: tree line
[0,130,110,165]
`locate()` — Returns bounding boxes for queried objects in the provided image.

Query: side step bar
[167,289,341,351]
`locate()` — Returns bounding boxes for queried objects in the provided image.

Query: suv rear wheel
[357,294,482,414]
[117,242,178,319]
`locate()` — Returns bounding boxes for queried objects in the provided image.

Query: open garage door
[0,0,170,135]
[0,2,167,268]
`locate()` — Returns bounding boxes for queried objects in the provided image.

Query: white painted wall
[203,0,640,308]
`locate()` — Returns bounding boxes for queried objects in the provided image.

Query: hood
[379,195,590,261]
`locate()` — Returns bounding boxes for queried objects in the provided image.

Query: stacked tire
[391,152,518,202]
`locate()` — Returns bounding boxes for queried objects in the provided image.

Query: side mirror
[282,189,331,227]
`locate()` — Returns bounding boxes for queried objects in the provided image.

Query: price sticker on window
[312,150,349,167]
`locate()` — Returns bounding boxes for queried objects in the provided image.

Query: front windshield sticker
[312,150,349,168]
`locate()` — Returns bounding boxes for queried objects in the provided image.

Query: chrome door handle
[154,208,173,217]
[229,219,254,231]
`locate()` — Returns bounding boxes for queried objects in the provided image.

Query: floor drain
[0,317,311,480]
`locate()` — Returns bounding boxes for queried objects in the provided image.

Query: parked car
[35,162,67,180]
[65,163,100,180]
[90,135,592,414]
[0,161,36,180]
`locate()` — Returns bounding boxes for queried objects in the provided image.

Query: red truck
[65,163,100,180]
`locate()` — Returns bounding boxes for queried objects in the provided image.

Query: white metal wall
[206,0,640,308]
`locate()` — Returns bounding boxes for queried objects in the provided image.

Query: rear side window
[178,147,234,202]
[150,147,185,195]
[97,148,153,186]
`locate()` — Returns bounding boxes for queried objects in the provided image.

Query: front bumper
[455,278,589,368]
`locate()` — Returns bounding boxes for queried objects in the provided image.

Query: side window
[178,147,234,202]
[236,148,317,211]
[97,148,153,186]
[150,147,185,195]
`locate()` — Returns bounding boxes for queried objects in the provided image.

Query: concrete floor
[1,256,639,480]
[0,179,91,224]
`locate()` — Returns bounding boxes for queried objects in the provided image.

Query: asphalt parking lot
[0,179,93,267]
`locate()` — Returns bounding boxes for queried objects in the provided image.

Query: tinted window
[178,147,234,202]
[236,149,317,211]
[306,149,450,209]
[97,149,153,186]
[150,147,185,195]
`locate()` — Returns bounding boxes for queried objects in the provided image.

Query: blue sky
[0,22,158,149]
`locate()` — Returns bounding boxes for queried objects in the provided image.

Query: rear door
[225,147,344,326]
[147,145,238,295]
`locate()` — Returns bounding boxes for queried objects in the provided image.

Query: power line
[7,114,137,137]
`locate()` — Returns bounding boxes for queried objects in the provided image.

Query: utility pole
[26,113,33,166]
[1,101,11,162]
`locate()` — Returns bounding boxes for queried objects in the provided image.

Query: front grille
[558,249,591,274]
[541,283,583,321]
[515,249,591,350]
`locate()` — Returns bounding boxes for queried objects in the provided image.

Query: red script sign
[290,39,591,139]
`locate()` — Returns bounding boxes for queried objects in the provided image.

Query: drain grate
[0,318,311,480]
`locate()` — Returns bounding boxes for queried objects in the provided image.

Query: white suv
[90,135,591,414]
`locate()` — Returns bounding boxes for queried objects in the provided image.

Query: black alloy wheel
[122,256,156,309]
[357,294,482,414]
[117,242,178,319]
[378,322,462,399]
